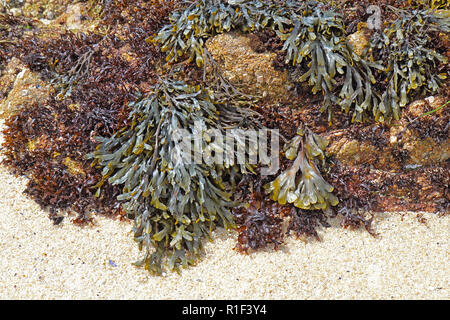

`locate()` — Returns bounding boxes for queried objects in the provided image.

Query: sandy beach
[0,119,448,300]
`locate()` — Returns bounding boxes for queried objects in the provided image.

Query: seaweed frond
[265,125,338,211]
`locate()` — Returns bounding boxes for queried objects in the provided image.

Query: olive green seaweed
[88,79,258,274]
[153,0,448,122]
[69,0,448,274]
[369,7,449,122]
[265,126,339,210]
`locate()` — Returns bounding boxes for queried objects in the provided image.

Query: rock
[64,3,82,30]
[18,0,72,20]
[0,58,52,118]
[347,24,371,56]
[205,32,293,102]
[53,2,99,32]
[325,95,449,212]
[9,7,21,17]
[327,96,449,168]
[45,10,55,20]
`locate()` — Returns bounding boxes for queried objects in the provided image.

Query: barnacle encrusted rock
[205,32,293,101]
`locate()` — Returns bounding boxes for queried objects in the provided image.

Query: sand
[0,119,448,300]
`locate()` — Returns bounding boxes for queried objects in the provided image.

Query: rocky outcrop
[325,96,449,213]
[327,96,449,170]
[347,23,372,57]
[204,30,448,213]
[0,5,448,214]
[206,32,294,102]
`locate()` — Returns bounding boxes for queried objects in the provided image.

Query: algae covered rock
[347,24,371,57]
[0,0,449,274]
[327,96,449,169]
[325,95,449,213]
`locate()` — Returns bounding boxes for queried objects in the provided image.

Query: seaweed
[152,0,382,122]
[2,97,124,223]
[2,0,179,223]
[152,0,294,67]
[279,3,384,123]
[1,0,448,275]
[287,208,330,241]
[233,190,286,253]
[369,7,449,122]
[155,1,448,123]
[265,125,339,211]
[0,12,33,68]
[324,163,377,235]
[89,79,258,274]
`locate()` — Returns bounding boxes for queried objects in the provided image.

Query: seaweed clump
[231,123,338,254]
[369,7,449,121]
[152,0,300,67]
[233,189,286,253]
[0,12,33,68]
[265,125,339,210]
[152,0,383,122]
[90,79,257,274]
[279,4,383,123]
[233,178,332,253]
